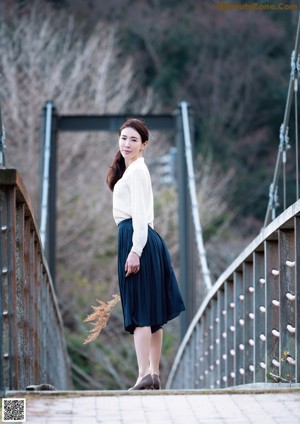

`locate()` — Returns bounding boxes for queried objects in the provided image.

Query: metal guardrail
[0,169,72,392]
[167,200,300,389]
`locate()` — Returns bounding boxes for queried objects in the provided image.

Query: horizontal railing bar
[57,114,175,132]
[0,169,34,214]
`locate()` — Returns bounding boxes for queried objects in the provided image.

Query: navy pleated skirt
[118,218,185,334]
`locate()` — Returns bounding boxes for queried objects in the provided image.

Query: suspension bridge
[1,12,300,424]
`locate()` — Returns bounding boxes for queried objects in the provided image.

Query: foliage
[65,0,297,221]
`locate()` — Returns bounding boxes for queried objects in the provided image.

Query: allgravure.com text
[216,3,298,11]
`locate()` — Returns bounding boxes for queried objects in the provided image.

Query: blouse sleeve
[129,166,150,256]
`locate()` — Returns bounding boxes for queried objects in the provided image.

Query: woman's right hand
[125,251,140,277]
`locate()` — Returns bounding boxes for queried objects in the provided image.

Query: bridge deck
[6,388,300,423]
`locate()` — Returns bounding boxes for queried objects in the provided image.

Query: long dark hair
[106,118,149,191]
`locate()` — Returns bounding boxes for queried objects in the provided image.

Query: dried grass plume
[83,294,121,344]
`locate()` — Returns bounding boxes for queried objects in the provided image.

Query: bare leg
[149,328,163,375]
[133,326,151,385]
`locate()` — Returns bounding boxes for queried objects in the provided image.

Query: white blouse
[113,157,154,256]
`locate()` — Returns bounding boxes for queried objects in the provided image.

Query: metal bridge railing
[0,168,72,392]
[167,200,300,389]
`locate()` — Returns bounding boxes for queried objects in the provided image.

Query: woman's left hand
[125,251,140,277]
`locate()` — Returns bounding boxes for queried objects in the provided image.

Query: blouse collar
[125,157,144,171]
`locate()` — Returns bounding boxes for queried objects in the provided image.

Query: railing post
[219,289,226,388]
[225,279,234,387]
[234,271,244,386]
[208,300,216,388]
[265,240,279,380]
[254,251,265,382]
[295,216,300,383]
[214,292,222,388]
[15,202,26,390]
[23,216,31,386]
[0,185,19,391]
[0,184,6,394]
[194,322,201,388]
[243,261,254,384]
[279,229,296,382]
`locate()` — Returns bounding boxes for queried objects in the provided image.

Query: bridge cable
[180,101,212,292]
[263,11,300,227]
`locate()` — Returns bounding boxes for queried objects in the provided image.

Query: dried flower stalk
[83,294,121,344]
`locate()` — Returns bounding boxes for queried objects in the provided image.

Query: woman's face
[119,127,147,166]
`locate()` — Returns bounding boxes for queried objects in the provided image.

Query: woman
[107,118,185,390]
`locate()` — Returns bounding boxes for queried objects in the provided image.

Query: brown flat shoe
[128,374,154,391]
[152,374,161,390]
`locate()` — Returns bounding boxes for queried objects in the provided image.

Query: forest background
[0,0,298,389]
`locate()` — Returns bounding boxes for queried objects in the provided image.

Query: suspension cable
[180,101,212,292]
[264,11,300,227]
[294,51,299,199]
